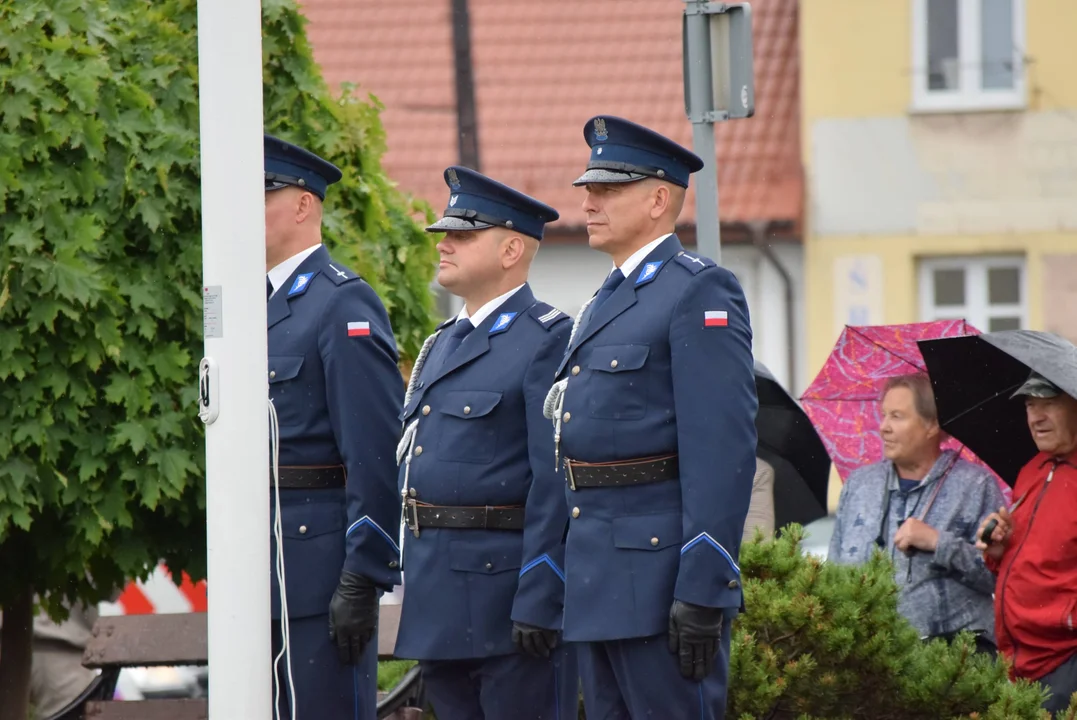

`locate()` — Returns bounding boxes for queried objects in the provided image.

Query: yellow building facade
[800,0,1077,508]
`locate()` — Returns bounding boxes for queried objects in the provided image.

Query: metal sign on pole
[682,1,755,265]
[195,0,271,716]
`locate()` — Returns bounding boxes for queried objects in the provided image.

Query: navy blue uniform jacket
[394,284,572,660]
[268,246,403,620]
[554,234,758,642]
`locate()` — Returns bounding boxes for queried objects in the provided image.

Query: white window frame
[918,255,1027,332]
[911,0,1026,113]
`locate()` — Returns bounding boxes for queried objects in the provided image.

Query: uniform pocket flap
[612,513,682,551]
[281,503,345,540]
[588,344,649,373]
[439,390,502,419]
[268,355,304,384]
[448,539,522,574]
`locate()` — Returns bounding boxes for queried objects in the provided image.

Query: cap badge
[447,168,461,190]
[594,118,608,142]
[449,194,459,207]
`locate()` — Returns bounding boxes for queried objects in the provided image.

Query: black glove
[328,571,379,665]
[512,621,560,658]
[668,600,724,681]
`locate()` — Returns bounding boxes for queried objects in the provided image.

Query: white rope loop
[394,328,440,570]
[543,297,594,469]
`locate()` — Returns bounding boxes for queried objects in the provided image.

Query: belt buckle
[564,459,577,491]
[405,498,421,538]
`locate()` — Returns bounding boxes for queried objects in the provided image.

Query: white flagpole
[195,0,271,716]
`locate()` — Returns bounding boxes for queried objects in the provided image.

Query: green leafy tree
[0,0,436,715]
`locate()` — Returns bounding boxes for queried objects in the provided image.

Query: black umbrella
[917,330,1077,485]
[754,361,831,529]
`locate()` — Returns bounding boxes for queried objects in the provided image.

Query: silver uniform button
[610,359,618,369]
[298,525,308,535]
[464,406,471,415]
[571,507,580,518]
[650,537,659,546]
[485,562,493,570]
[571,366,580,376]
[269,370,276,379]
[414,446,423,456]
[422,405,431,416]
[562,412,571,422]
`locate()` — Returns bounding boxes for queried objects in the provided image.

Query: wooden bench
[67,605,421,720]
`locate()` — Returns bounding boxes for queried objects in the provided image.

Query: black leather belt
[273,465,346,489]
[564,454,679,491]
[404,499,525,537]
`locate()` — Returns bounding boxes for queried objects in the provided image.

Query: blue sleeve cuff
[519,553,566,583]
[681,532,740,576]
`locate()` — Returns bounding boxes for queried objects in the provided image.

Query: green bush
[726,525,1053,719]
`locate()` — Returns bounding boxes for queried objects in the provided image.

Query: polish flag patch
[704,311,728,328]
[347,322,371,337]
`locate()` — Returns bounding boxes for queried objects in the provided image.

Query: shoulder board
[527,302,569,330]
[322,260,361,286]
[673,251,716,275]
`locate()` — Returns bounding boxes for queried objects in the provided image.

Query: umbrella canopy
[800,321,1003,490]
[917,330,1077,485]
[753,361,830,529]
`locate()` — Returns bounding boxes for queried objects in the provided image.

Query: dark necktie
[589,269,625,315]
[437,319,474,369]
[266,276,274,301]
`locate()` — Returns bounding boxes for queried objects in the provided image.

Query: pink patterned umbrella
[800,320,1010,499]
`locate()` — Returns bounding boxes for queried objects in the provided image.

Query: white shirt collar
[455,284,526,328]
[616,233,672,279]
[267,243,322,297]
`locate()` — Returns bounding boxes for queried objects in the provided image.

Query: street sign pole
[195,0,271,717]
[683,1,756,266]
[683,2,721,264]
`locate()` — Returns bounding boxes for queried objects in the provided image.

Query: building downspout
[748,220,797,390]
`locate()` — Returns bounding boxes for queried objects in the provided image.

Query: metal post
[451,0,482,171]
[195,0,271,716]
[684,1,722,264]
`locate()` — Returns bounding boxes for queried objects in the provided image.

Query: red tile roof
[300,0,802,234]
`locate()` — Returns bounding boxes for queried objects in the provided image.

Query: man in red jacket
[977,371,1077,716]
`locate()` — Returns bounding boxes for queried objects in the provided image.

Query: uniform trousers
[420,645,578,720]
[577,621,732,720]
[271,613,378,720]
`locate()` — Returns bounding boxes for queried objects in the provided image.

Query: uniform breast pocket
[586,344,649,420]
[268,355,306,428]
[436,390,502,464]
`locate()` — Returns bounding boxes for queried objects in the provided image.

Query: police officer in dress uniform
[264,135,403,720]
[394,166,578,719]
[544,116,758,719]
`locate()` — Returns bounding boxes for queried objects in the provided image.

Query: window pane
[982,0,1015,89]
[989,316,1021,331]
[933,268,966,306]
[988,266,1020,304]
[928,0,961,90]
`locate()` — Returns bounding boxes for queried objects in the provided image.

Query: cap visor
[1008,378,1059,402]
[571,169,648,187]
[425,216,496,233]
[1010,383,1061,400]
